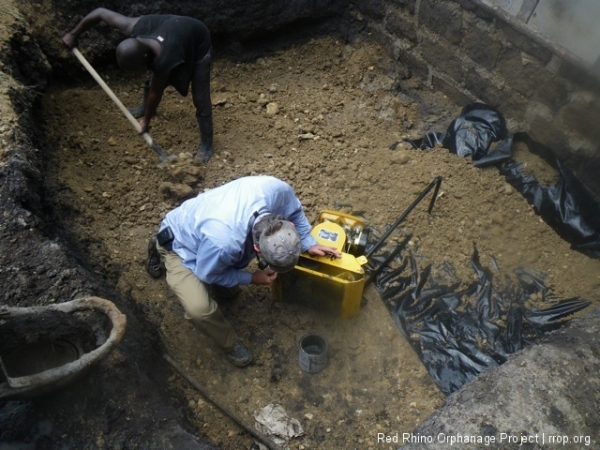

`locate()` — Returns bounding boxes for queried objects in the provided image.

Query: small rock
[390,151,410,165]
[257,93,269,106]
[266,102,279,115]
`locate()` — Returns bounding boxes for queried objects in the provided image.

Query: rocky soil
[39,31,600,449]
[1,1,599,448]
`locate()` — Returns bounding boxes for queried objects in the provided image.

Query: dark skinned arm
[62,8,138,48]
[139,71,169,133]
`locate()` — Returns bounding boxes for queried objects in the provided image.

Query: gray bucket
[298,333,328,373]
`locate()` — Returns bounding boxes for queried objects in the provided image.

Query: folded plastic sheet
[407,103,513,167]
[369,245,591,396]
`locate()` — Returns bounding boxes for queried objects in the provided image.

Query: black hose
[366,176,442,258]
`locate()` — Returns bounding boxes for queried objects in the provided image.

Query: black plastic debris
[406,103,513,167]
[407,131,444,150]
[368,244,591,396]
[500,158,600,257]
[406,103,600,258]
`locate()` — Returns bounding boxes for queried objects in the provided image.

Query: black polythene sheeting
[499,158,600,257]
[406,102,600,257]
[407,103,513,167]
[370,245,591,396]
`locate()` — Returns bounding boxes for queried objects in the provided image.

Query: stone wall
[353,0,600,200]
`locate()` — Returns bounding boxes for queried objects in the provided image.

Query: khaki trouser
[158,243,238,351]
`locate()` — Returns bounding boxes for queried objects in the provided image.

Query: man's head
[253,214,302,273]
[116,38,150,72]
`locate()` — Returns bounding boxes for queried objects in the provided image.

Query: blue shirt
[160,176,318,287]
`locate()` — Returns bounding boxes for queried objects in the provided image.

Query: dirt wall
[353,0,600,201]
[0,3,219,447]
[25,0,349,81]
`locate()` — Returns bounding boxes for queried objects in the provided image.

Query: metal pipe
[366,176,442,259]
[163,354,282,450]
[365,234,412,286]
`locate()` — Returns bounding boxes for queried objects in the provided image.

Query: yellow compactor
[273,210,369,318]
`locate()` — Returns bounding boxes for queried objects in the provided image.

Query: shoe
[145,235,164,278]
[194,115,214,163]
[224,341,253,367]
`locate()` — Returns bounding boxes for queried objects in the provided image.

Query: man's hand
[251,269,278,285]
[139,117,150,134]
[307,244,342,259]
[62,33,77,49]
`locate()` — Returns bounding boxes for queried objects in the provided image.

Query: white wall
[481,0,600,66]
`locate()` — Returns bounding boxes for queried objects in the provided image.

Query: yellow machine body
[273,211,368,319]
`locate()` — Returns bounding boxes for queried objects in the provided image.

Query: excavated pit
[2,3,600,450]
[40,34,600,449]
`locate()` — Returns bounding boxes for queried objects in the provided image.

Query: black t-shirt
[132,15,211,96]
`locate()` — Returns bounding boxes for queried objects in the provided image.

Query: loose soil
[40,32,600,449]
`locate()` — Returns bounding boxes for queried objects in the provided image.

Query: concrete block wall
[352,0,600,199]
